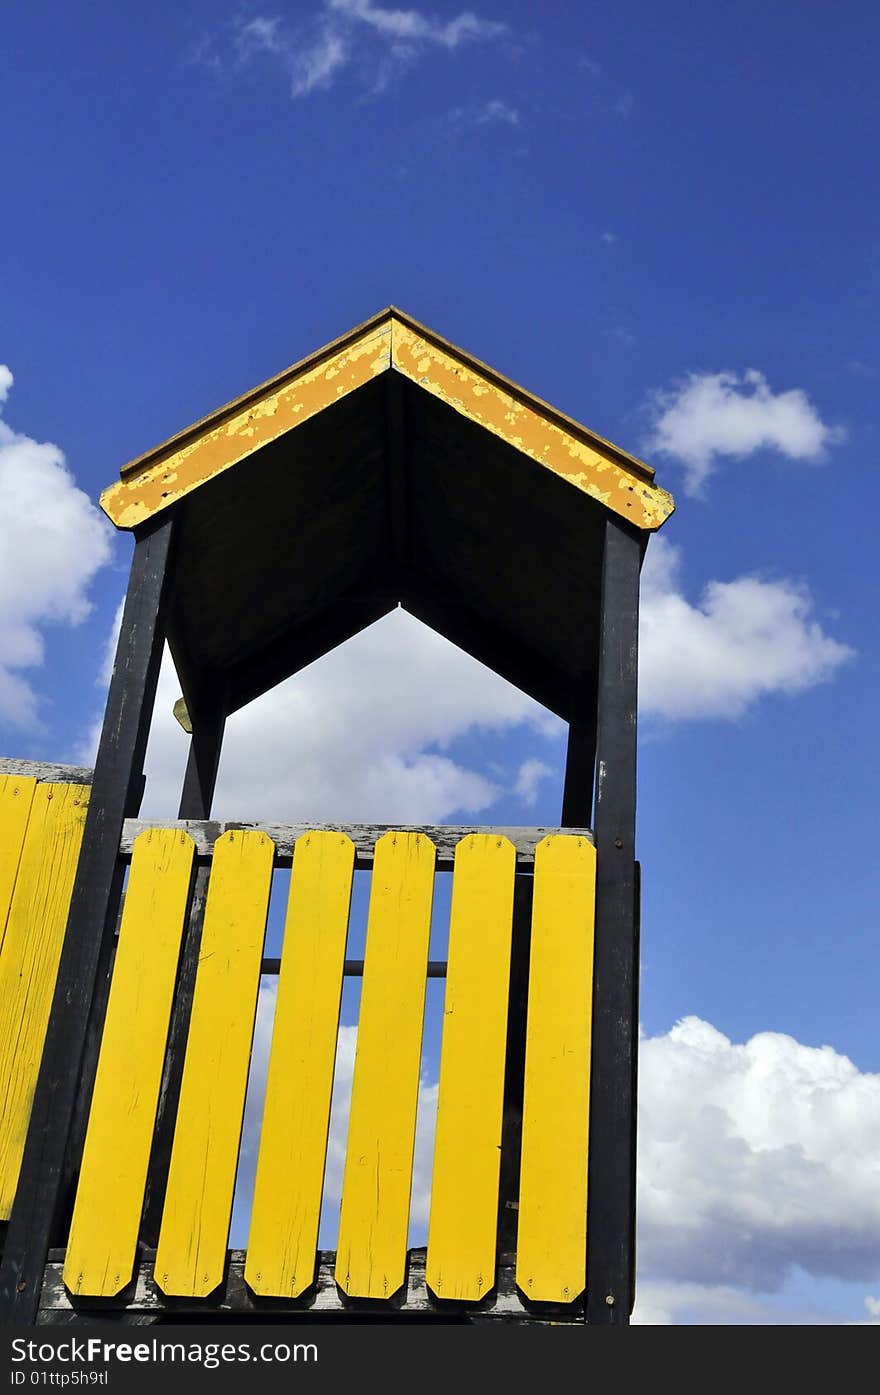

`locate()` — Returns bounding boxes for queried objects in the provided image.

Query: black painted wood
[401,581,570,720]
[177,690,227,821]
[496,873,533,1260]
[0,515,178,1323]
[385,369,409,566]
[224,593,397,714]
[585,516,641,1326]
[561,683,598,826]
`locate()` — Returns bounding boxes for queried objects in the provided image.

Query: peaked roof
[100,308,674,533]
[100,310,675,721]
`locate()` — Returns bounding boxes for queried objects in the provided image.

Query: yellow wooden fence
[1,787,596,1308]
[0,773,90,1219]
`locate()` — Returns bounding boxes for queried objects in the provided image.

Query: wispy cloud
[447,98,521,135]
[644,368,846,494]
[199,2,510,100]
[475,98,519,126]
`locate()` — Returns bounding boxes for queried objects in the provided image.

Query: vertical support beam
[586,515,640,1326]
[561,681,598,827]
[176,691,226,822]
[0,514,177,1323]
[141,687,227,1245]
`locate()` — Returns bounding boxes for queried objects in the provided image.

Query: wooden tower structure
[0,309,674,1325]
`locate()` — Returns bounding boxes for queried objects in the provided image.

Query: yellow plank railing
[517,834,596,1303]
[64,829,195,1297]
[2,798,596,1309]
[155,830,274,1297]
[0,776,90,1218]
[426,834,515,1300]
[335,832,436,1299]
[246,831,355,1298]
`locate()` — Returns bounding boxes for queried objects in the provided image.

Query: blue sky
[2,1,879,1324]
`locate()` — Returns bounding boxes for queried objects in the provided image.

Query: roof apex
[100,309,674,532]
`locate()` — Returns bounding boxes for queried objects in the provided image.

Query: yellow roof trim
[99,309,674,533]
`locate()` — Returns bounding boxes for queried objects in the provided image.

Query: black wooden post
[496,873,533,1262]
[585,515,641,1326]
[176,694,226,823]
[561,684,598,827]
[0,514,178,1323]
[141,690,227,1243]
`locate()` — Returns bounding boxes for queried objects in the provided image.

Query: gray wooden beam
[120,821,592,869]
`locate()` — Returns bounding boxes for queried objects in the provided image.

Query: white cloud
[0,369,113,732]
[75,607,560,821]
[632,1278,858,1325]
[328,0,505,47]
[644,369,845,494]
[513,757,552,806]
[638,1017,880,1295]
[639,537,853,721]
[228,2,508,100]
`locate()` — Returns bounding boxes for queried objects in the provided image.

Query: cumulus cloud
[231,993,880,1319]
[513,757,553,806]
[639,537,853,721]
[226,2,508,100]
[0,368,113,732]
[644,369,845,494]
[638,1017,880,1295]
[78,537,852,808]
[76,606,560,821]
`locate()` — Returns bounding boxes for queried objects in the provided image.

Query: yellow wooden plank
[155,830,274,1296]
[336,831,435,1298]
[426,834,515,1300]
[63,828,194,1297]
[0,775,37,958]
[0,782,89,1219]
[516,834,596,1304]
[246,831,355,1297]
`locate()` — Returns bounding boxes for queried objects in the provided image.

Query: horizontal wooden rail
[0,757,93,786]
[40,1250,584,1322]
[121,821,593,868]
[260,957,448,978]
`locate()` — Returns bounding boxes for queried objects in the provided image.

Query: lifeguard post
[0,310,673,1326]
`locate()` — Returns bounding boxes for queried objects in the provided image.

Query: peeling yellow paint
[100,322,393,529]
[392,319,674,531]
[99,308,674,533]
